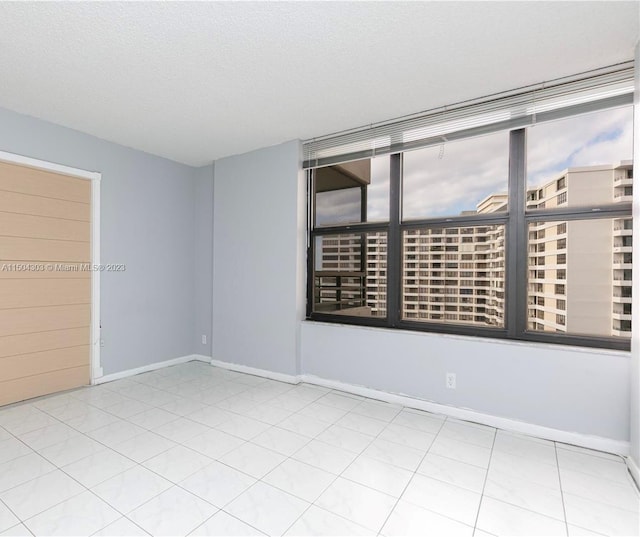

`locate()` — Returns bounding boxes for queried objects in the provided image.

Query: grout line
[472,425,497,534]
[553,441,571,537]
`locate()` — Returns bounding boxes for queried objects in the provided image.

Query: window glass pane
[314,156,389,227]
[527,218,631,339]
[401,225,505,327]
[527,106,633,209]
[402,132,509,220]
[313,232,387,317]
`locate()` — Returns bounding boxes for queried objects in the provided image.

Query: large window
[307,103,633,351]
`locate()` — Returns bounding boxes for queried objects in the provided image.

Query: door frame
[0,150,102,384]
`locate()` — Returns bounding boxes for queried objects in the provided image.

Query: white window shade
[303,62,634,169]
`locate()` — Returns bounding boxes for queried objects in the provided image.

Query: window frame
[307,113,632,352]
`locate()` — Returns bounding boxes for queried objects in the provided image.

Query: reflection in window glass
[401,225,505,327]
[313,232,387,318]
[402,132,509,220]
[527,218,631,339]
[315,156,389,227]
[527,106,633,209]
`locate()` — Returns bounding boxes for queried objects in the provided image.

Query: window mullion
[506,129,527,338]
[388,153,402,328]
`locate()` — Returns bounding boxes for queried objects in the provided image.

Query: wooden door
[0,160,91,406]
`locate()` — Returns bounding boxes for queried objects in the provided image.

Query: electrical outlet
[201,335,207,345]
[446,372,456,389]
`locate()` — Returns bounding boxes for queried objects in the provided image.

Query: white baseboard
[92,356,628,456]
[627,455,640,490]
[299,373,630,456]
[209,358,300,385]
[95,354,209,384]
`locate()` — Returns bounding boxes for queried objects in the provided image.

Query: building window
[308,104,633,350]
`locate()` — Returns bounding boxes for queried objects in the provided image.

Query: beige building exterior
[315,162,632,339]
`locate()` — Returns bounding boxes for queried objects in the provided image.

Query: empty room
[0,1,638,536]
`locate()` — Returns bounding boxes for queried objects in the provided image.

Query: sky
[315,105,633,226]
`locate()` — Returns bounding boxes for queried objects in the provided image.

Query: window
[307,94,632,350]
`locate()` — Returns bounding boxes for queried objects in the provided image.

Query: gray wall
[630,39,640,466]
[302,322,630,441]
[212,140,305,375]
[194,163,214,357]
[0,107,197,375]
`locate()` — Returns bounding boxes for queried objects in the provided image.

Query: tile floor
[0,361,637,536]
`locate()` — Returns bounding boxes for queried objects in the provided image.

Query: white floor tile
[62,449,136,488]
[484,469,565,520]
[297,403,348,424]
[476,496,567,537]
[1,411,58,437]
[315,477,396,532]
[91,465,172,513]
[0,439,31,466]
[92,516,150,536]
[17,423,79,451]
[315,393,362,411]
[159,397,207,417]
[563,492,639,536]
[557,449,630,485]
[0,453,56,493]
[179,461,256,508]
[401,474,481,526]
[190,511,265,536]
[185,405,233,428]
[263,459,335,502]
[152,417,210,444]
[559,466,640,511]
[292,439,357,474]
[556,443,624,463]
[127,408,181,430]
[128,486,217,537]
[439,420,496,448]
[86,420,146,448]
[489,450,561,490]
[392,410,444,434]
[417,452,487,493]
[111,431,177,463]
[0,501,19,533]
[382,500,474,537]
[225,482,309,536]
[0,523,31,536]
[377,422,436,451]
[183,428,246,459]
[143,445,213,483]
[362,438,426,471]
[24,490,120,537]
[566,524,606,536]
[351,400,401,423]
[215,415,272,441]
[277,414,329,438]
[65,409,121,433]
[335,413,387,436]
[429,436,492,469]
[251,427,310,456]
[218,442,286,479]
[241,404,293,426]
[493,431,558,465]
[315,424,374,454]
[38,435,106,467]
[103,399,153,419]
[285,506,373,536]
[0,470,84,520]
[343,455,413,497]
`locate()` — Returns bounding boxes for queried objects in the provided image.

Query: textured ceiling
[0,2,637,166]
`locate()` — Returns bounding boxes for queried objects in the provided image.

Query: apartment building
[316,161,632,339]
